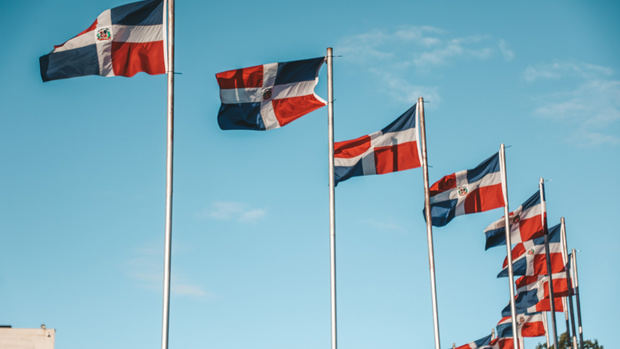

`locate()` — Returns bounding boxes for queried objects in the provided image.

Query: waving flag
[496,313,546,338]
[216,57,326,130]
[484,191,545,249]
[456,334,493,349]
[517,273,571,298]
[334,105,420,184]
[502,276,564,316]
[497,223,565,277]
[486,338,516,349]
[426,152,504,227]
[40,0,165,82]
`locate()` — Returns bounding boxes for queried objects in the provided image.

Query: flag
[456,334,493,349]
[516,273,572,298]
[496,313,546,338]
[40,0,165,82]
[484,191,545,249]
[333,105,420,184]
[426,152,504,227]
[497,223,565,277]
[502,275,564,316]
[486,338,516,349]
[215,57,326,130]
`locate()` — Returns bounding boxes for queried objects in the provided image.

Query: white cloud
[207,201,245,220]
[526,61,620,146]
[240,208,267,222]
[337,27,513,105]
[174,283,209,298]
[523,61,613,82]
[202,201,267,223]
[125,243,210,299]
[580,131,620,146]
[368,68,440,105]
[498,39,515,61]
[363,218,405,232]
[339,28,503,69]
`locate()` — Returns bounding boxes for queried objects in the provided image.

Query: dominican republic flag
[333,105,420,184]
[455,334,493,349]
[484,190,545,250]
[502,276,564,316]
[40,0,165,82]
[486,338,517,349]
[215,57,326,130]
[496,313,546,338]
[426,152,504,227]
[517,273,572,298]
[497,223,565,278]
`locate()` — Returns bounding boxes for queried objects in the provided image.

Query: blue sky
[1,1,618,348]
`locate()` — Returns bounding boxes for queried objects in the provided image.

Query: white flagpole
[560,217,579,349]
[539,178,559,348]
[571,249,584,349]
[161,1,174,349]
[542,311,550,348]
[418,97,441,349]
[563,298,572,344]
[498,144,519,349]
[326,47,338,349]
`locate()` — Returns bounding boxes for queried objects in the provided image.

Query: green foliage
[535,332,603,349]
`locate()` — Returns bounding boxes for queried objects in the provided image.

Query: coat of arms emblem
[262,88,272,100]
[512,214,520,224]
[457,186,468,197]
[96,27,113,41]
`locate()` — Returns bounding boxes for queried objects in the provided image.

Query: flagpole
[542,311,550,349]
[560,217,579,349]
[160,1,174,349]
[539,178,559,348]
[418,97,441,349]
[571,249,584,349]
[563,298,572,346]
[498,144,519,349]
[326,47,338,349]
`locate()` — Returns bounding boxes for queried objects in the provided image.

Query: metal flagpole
[542,311,550,349]
[571,249,584,349]
[539,178,559,348]
[563,298,572,345]
[418,97,441,349]
[498,144,519,349]
[160,1,174,349]
[326,47,338,349]
[562,297,577,349]
[560,217,578,349]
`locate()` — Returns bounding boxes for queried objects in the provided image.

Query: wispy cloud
[362,218,406,233]
[201,201,267,223]
[125,243,211,299]
[525,61,620,146]
[523,61,613,82]
[498,39,515,62]
[174,283,209,297]
[368,68,441,105]
[337,26,514,105]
